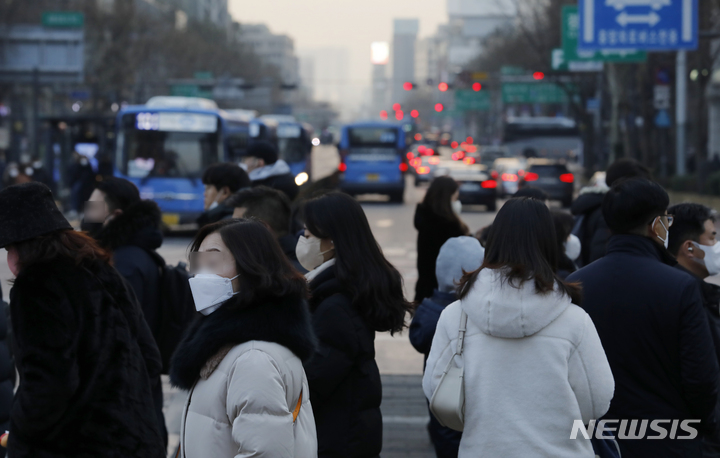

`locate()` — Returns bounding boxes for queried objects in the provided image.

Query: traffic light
[380,110,388,120]
[435,103,444,112]
[410,109,419,118]
[533,72,545,80]
[438,82,449,92]
[472,82,482,91]
[392,103,401,111]
[403,82,415,91]
[395,110,404,120]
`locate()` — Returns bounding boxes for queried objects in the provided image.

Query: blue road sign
[578,0,698,51]
[655,109,671,128]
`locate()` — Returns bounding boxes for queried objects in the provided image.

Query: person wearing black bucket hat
[0,182,165,458]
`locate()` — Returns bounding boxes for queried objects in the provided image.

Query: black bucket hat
[0,182,72,248]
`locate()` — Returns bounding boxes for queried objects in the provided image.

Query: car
[410,154,442,186]
[521,159,575,207]
[434,160,497,211]
[493,157,527,197]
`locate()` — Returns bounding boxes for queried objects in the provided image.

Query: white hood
[249,159,291,181]
[460,268,571,338]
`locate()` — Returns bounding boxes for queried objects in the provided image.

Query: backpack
[147,251,197,374]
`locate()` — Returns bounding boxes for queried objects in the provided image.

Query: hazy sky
[229,0,448,104]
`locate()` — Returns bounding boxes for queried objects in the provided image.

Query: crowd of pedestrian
[1,153,720,458]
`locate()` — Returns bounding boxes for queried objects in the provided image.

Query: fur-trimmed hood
[95,200,162,252]
[169,293,317,390]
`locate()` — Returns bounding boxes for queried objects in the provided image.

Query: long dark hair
[459,198,582,304]
[423,176,468,233]
[303,192,412,334]
[190,218,308,308]
[13,229,112,271]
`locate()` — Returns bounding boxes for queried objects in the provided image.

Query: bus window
[119,113,220,179]
[226,131,249,161]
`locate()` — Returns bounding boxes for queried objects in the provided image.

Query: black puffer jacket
[570,188,609,267]
[8,258,165,458]
[414,203,465,302]
[0,285,13,458]
[304,265,382,458]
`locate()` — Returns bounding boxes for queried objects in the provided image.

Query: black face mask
[80,220,104,238]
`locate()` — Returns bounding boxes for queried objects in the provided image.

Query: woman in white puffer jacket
[170,219,318,458]
[423,197,615,458]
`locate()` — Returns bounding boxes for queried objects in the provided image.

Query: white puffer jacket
[180,341,317,458]
[423,268,614,457]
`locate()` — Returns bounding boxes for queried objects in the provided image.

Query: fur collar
[169,293,317,390]
[95,200,162,251]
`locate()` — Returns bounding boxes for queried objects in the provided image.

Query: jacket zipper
[181,382,197,458]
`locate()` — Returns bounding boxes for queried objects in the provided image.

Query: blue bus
[338,122,408,203]
[114,97,260,226]
[261,115,313,187]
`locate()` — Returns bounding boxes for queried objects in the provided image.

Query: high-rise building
[391,19,419,107]
[236,24,299,85]
[446,0,515,68]
[164,0,232,31]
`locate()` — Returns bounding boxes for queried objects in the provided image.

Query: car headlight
[295,172,309,186]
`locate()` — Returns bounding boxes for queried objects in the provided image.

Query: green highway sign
[501,66,525,76]
[552,48,603,72]
[42,11,84,28]
[170,84,213,99]
[194,72,214,80]
[562,6,646,64]
[455,89,491,111]
[502,82,569,104]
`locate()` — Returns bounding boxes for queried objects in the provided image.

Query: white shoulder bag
[429,310,468,432]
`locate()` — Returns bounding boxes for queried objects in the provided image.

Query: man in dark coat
[667,203,720,456]
[568,179,719,458]
[197,163,250,227]
[0,182,165,458]
[571,158,651,267]
[242,141,299,201]
[81,177,168,448]
[304,264,383,457]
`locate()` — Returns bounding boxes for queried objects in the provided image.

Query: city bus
[337,121,409,203]
[502,117,583,166]
[261,115,313,187]
[114,96,258,226]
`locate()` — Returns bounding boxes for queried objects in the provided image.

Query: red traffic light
[410,109,419,118]
[403,82,414,91]
[435,103,444,112]
[533,72,545,80]
[379,110,388,120]
[466,136,473,144]
[438,82,449,92]
[395,110,404,120]
[472,82,482,91]
[392,103,401,111]
[451,141,459,149]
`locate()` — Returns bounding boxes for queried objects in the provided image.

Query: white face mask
[296,235,333,272]
[208,201,219,210]
[564,234,582,261]
[188,272,240,315]
[452,199,462,215]
[653,216,669,249]
[692,241,720,276]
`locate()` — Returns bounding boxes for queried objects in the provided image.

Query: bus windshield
[349,127,398,147]
[278,137,307,163]
[119,112,221,178]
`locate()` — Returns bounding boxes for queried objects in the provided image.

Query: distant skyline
[229,0,448,110]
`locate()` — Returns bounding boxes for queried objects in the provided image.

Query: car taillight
[425,149,435,156]
[417,166,430,175]
[411,158,422,168]
[428,156,440,165]
[481,180,497,189]
[338,163,347,172]
[560,173,574,183]
[399,163,408,172]
[407,152,414,160]
[463,157,475,165]
[491,170,499,179]
[502,173,518,182]
[518,169,525,177]
[524,172,539,181]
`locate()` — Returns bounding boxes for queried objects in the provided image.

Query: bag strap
[293,391,303,423]
[455,311,469,356]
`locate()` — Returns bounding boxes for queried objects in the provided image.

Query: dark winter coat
[252,173,299,201]
[8,258,165,458]
[568,235,720,458]
[196,203,234,228]
[570,189,610,267]
[0,285,13,458]
[93,199,167,448]
[414,204,466,302]
[304,265,383,458]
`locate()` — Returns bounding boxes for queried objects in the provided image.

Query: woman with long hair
[0,182,165,458]
[423,198,614,457]
[171,219,317,457]
[298,191,412,457]
[415,176,469,302]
